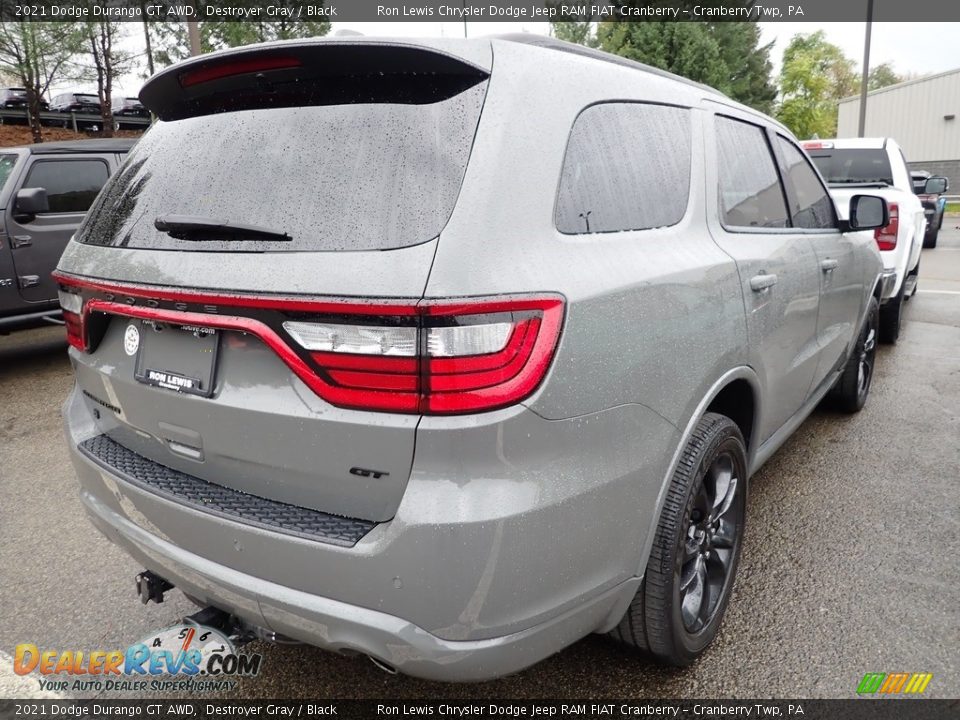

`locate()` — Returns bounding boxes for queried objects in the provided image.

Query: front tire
[612,413,747,666]
[832,296,879,413]
[923,224,939,248]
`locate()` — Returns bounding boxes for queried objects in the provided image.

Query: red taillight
[50,272,564,416]
[179,56,302,88]
[874,202,899,251]
[57,288,86,350]
[63,311,85,351]
[297,298,564,414]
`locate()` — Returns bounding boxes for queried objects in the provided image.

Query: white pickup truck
[803,137,936,344]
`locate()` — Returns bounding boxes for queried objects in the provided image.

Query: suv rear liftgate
[54,41,539,531]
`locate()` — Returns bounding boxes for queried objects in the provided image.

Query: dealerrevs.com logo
[857,672,933,695]
[13,623,263,693]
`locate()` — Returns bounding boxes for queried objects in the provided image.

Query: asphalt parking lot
[1,230,958,700]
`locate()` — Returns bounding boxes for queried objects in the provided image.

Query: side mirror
[844,195,888,232]
[14,187,49,216]
[924,176,948,194]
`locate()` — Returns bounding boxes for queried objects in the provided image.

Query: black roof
[495,34,725,98]
[19,138,137,155]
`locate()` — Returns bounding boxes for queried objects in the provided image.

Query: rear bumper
[64,383,673,680]
[80,487,636,681]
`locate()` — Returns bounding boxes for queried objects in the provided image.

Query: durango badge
[123,324,140,356]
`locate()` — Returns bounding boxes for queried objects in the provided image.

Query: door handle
[10,235,31,248]
[820,258,839,272]
[18,275,40,288]
[750,273,778,292]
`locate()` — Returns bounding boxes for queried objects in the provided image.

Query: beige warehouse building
[837,68,960,188]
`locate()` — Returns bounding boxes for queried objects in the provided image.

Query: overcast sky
[79,21,960,99]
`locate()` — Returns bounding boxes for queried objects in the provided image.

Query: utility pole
[857,0,874,137]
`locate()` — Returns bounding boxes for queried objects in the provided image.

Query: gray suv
[57,36,886,680]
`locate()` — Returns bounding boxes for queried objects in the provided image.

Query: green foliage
[708,21,776,114]
[776,31,857,139]
[550,21,597,48]
[557,3,776,113]
[868,63,901,90]
[598,21,730,93]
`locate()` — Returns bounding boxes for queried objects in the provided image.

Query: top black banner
[0,0,957,23]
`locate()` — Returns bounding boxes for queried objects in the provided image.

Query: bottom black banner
[0,700,958,720]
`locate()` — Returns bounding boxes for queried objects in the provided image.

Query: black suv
[1,88,49,111]
[50,92,101,113]
[911,170,949,248]
[111,97,148,118]
[0,139,133,334]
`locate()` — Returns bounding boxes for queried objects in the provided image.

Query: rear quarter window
[556,103,692,234]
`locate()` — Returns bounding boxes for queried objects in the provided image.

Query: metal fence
[0,108,150,131]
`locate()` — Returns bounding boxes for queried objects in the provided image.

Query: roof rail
[492,33,727,98]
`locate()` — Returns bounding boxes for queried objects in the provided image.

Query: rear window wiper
[154,215,292,242]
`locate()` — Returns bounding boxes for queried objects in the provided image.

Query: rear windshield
[79,81,487,253]
[808,149,893,186]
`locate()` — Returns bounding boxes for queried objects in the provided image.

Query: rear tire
[612,413,747,666]
[832,297,879,413]
[879,277,906,344]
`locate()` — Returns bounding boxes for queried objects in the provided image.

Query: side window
[556,103,691,234]
[24,159,109,213]
[775,136,837,229]
[715,117,788,229]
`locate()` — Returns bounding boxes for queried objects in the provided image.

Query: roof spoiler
[140,42,491,122]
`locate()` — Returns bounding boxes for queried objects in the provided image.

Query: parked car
[0,87,49,111]
[50,92,101,113]
[111,96,148,119]
[0,139,133,334]
[803,137,929,343]
[911,170,949,248]
[56,36,886,681]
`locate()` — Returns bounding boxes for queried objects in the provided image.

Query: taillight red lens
[63,311,86,351]
[298,297,564,414]
[57,288,86,350]
[874,202,899,251]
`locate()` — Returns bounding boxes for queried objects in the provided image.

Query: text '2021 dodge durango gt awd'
[57,36,887,681]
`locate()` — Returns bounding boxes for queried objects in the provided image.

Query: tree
[555,2,776,113]
[868,63,901,91]
[549,21,597,47]
[776,31,858,139]
[83,21,137,137]
[707,22,777,114]
[0,22,85,143]
[598,21,731,94]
